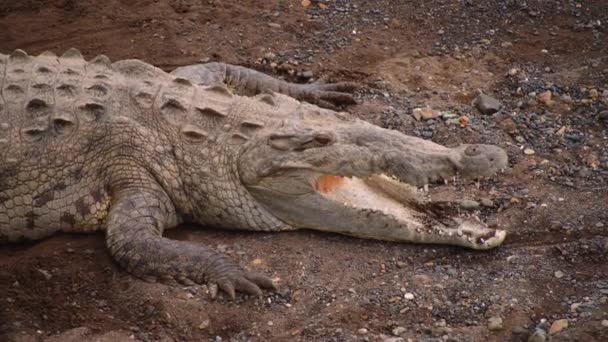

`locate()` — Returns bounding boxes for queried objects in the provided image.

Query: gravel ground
[0,0,607,341]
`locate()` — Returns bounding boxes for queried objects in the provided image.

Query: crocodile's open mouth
[248,170,506,250]
[314,174,421,224]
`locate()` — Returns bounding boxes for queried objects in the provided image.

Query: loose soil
[1,1,607,341]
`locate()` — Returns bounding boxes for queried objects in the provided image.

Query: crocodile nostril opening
[464,145,481,157]
[313,135,332,146]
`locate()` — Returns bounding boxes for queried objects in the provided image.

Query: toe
[245,272,276,290]
[235,277,263,297]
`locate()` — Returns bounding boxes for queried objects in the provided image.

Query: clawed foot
[208,270,276,300]
[298,81,359,109]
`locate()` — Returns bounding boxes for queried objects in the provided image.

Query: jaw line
[247,170,507,250]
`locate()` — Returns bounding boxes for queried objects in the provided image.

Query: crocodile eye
[464,145,481,157]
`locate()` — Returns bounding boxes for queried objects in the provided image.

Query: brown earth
[1,0,607,341]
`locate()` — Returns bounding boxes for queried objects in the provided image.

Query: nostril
[464,145,481,157]
[313,135,332,146]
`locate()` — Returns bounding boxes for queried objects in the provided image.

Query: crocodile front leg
[171,62,357,109]
[105,186,274,299]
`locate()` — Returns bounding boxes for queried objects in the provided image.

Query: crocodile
[0,49,508,299]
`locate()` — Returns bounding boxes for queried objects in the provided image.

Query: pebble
[488,316,504,331]
[472,93,502,115]
[601,319,608,327]
[404,293,415,300]
[480,198,494,207]
[198,319,210,330]
[383,338,405,342]
[263,52,276,61]
[549,319,568,334]
[524,148,535,155]
[588,88,599,99]
[37,268,52,280]
[570,302,582,311]
[396,261,407,268]
[528,328,548,342]
[460,199,480,211]
[392,326,406,336]
[300,70,314,80]
[537,90,553,105]
[512,325,528,335]
[412,107,440,121]
[554,270,564,278]
[357,328,369,335]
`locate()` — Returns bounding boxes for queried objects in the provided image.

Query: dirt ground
[1,0,607,341]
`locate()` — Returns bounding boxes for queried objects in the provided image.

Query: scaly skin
[0,49,508,299]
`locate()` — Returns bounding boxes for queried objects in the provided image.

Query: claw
[209,282,218,299]
[235,277,263,297]
[245,272,277,290]
[217,279,236,300]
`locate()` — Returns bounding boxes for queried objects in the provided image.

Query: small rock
[267,321,274,326]
[37,268,52,280]
[508,68,518,76]
[267,23,281,29]
[549,319,568,334]
[412,107,440,121]
[404,293,415,300]
[472,93,502,115]
[263,52,276,61]
[357,328,369,335]
[528,328,548,342]
[488,316,504,331]
[392,326,406,336]
[440,111,458,120]
[480,198,494,207]
[598,110,608,122]
[589,88,599,99]
[300,70,314,80]
[458,115,469,128]
[383,338,405,342]
[460,199,480,211]
[524,148,535,155]
[537,91,552,105]
[554,270,564,278]
[198,319,210,330]
[396,261,407,268]
[601,319,608,327]
[570,302,582,311]
[512,325,528,335]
